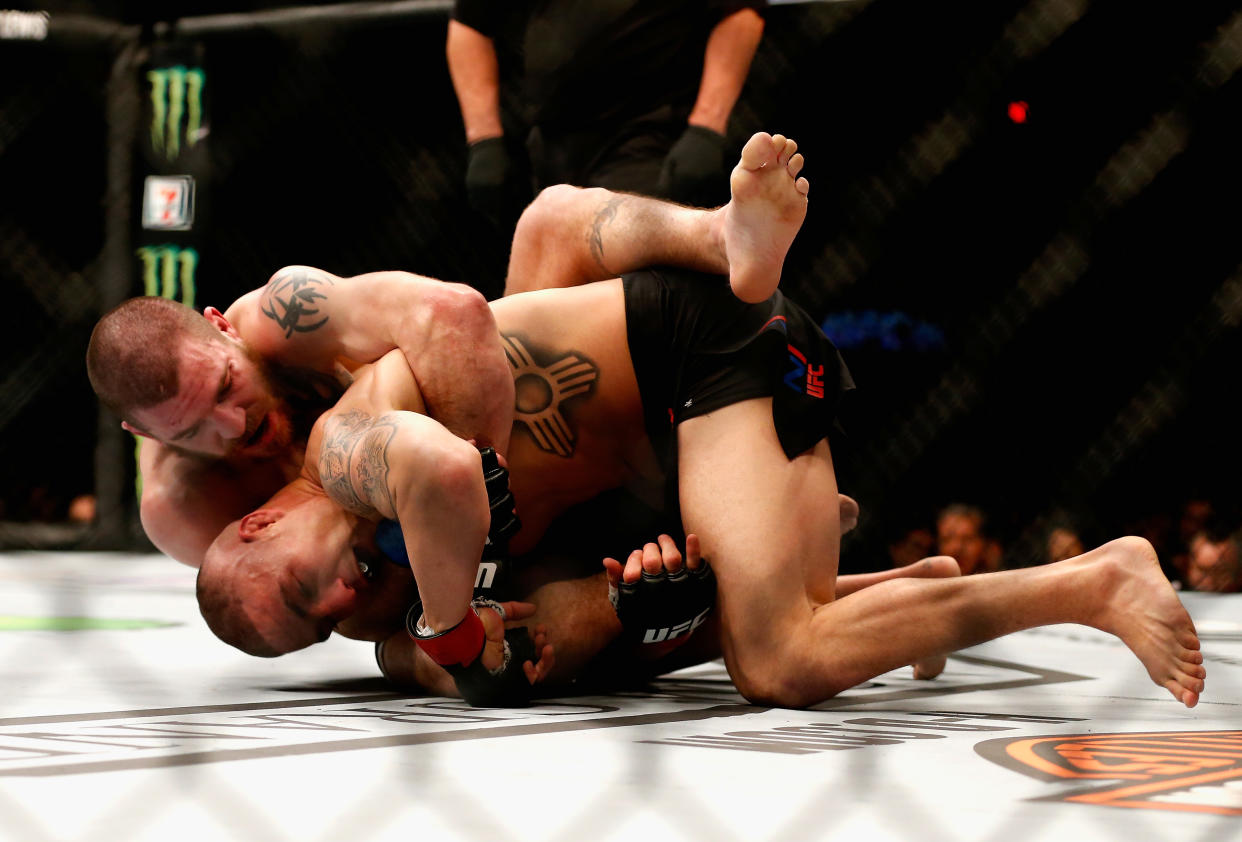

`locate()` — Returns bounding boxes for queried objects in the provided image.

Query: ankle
[704,207,730,274]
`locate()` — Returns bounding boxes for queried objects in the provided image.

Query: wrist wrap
[405,601,486,668]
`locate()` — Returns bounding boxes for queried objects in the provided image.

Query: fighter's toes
[1181,660,1207,680]
[787,152,805,178]
[739,131,778,170]
[795,176,810,196]
[911,654,946,680]
[778,138,797,168]
[1166,678,1200,708]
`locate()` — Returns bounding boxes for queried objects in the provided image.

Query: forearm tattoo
[502,334,597,458]
[261,267,334,338]
[587,195,628,278]
[319,410,398,518]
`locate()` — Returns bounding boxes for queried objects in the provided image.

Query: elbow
[428,282,494,327]
[436,439,486,501]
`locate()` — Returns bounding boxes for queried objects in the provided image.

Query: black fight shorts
[622,267,855,466]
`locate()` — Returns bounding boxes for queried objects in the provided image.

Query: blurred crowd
[886,497,1242,594]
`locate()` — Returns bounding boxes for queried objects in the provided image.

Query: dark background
[2,0,1240,571]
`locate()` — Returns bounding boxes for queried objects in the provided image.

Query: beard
[235,347,347,459]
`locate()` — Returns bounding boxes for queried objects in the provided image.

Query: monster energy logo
[133,244,199,498]
[148,66,205,161]
[136,245,197,306]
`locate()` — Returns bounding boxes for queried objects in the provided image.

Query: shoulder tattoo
[502,334,597,459]
[261,268,334,338]
[319,410,398,518]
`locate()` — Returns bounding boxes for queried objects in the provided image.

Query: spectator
[1184,524,1242,594]
[889,524,934,569]
[936,503,998,575]
[1043,511,1086,564]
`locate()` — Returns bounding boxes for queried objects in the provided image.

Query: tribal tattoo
[502,334,597,458]
[587,196,627,277]
[319,410,398,519]
[261,268,334,338]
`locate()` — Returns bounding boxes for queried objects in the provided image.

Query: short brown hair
[197,529,282,658]
[85,297,221,425]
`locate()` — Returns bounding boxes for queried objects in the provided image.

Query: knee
[515,184,587,240]
[725,642,851,709]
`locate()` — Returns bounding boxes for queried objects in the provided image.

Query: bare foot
[908,557,959,680]
[1093,537,1205,707]
[713,132,810,303]
[839,494,860,534]
[911,654,947,681]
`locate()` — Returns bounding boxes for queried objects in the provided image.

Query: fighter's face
[236,494,416,655]
[239,494,374,654]
[130,335,292,460]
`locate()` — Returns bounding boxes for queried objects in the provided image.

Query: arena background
[2,0,1240,575]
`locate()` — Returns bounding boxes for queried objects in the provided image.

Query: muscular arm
[306,351,491,634]
[687,8,764,134]
[446,19,504,143]
[229,266,513,452]
[137,440,291,567]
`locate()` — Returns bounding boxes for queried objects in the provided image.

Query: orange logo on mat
[977,731,1242,815]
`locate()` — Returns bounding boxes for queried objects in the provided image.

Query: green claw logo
[132,244,198,497]
[136,245,197,307]
[147,66,205,161]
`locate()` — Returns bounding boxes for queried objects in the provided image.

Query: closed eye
[216,362,234,402]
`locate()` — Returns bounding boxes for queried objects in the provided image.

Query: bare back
[489,279,655,552]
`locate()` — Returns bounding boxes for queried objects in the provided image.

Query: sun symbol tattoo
[503,335,598,458]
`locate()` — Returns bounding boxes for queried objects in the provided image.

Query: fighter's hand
[522,624,555,685]
[477,600,530,671]
[604,534,704,587]
[477,601,552,685]
[605,534,715,656]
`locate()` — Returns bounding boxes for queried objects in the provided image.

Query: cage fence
[1,0,1240,580]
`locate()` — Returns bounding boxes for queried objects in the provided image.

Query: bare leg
[505,185,720,295]
[834,555,959,598]
[676,399,1205,708]
[837,556,961,681]
[504,132,808,297]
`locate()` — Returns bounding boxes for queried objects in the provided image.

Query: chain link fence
[2,2,1241,840]
[2,0,1241,577]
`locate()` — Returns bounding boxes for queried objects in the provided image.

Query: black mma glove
[479,446,520,549]
[610,557,717,646]
[406,598,535,707]
[465,136,515,231]
[475,446,520,600]
[657,125,729,207]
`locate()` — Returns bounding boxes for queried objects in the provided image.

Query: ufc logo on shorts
[642,606,711,644]
[784,345,824,399]
[475,562,498,590]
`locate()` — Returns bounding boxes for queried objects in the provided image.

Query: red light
[1008,101,1029,124]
